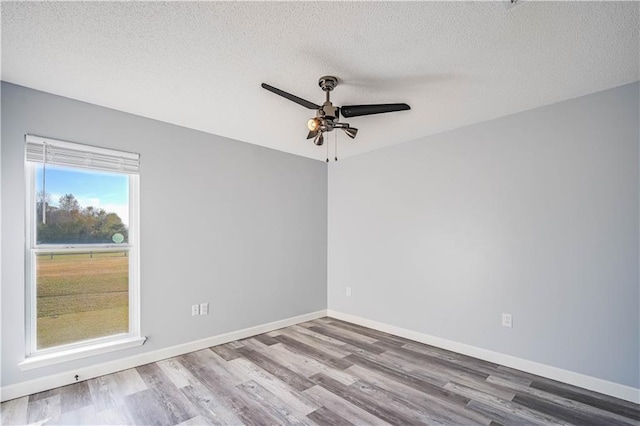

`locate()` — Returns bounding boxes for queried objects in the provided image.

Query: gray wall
[328,82,640,388]
[1,82,327,387]
[2,80,638,391]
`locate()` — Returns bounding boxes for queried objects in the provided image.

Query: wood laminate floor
[2,317,639,425]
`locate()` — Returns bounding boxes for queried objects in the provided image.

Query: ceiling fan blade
[340,103,410,118]
[307,130,318,139]
[261,83,320,110]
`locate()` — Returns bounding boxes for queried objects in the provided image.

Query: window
[22,135,144,368]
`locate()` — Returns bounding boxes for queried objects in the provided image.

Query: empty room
[1,1,639,425]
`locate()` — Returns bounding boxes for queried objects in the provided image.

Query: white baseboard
[0,309,327,402]
[5,308,638,405]
[327,309,640,404]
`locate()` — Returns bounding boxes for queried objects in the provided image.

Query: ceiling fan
[261,76,410,147]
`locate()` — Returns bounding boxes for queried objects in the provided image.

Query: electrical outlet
[192,304,200,316]
[502,313,513,328]
[200,302,209,315]
[346,286,351,297]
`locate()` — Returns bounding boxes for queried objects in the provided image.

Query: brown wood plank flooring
[2,317,639,425]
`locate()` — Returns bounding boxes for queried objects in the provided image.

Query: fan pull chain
[326,134,329,163]
[334,132,338,161]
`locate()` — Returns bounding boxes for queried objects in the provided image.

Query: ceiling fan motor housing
[321,102,339,120]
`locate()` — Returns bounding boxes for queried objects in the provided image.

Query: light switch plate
[200,302,209,315]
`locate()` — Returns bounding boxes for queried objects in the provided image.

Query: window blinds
[25,135,140,174]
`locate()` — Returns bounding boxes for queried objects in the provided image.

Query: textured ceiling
[2,2,638,161]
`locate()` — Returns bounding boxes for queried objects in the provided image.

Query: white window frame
[20,135,145,370]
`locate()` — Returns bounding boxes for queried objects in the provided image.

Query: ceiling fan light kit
[261,76,410,159]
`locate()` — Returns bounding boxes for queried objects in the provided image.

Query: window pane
[36,165,129,244]
[36,250,129,349]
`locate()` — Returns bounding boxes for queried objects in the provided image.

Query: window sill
[18,336,146,370]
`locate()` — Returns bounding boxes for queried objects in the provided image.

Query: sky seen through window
[36,165,129,226]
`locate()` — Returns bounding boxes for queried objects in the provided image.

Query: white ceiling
[2,2,638,161]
